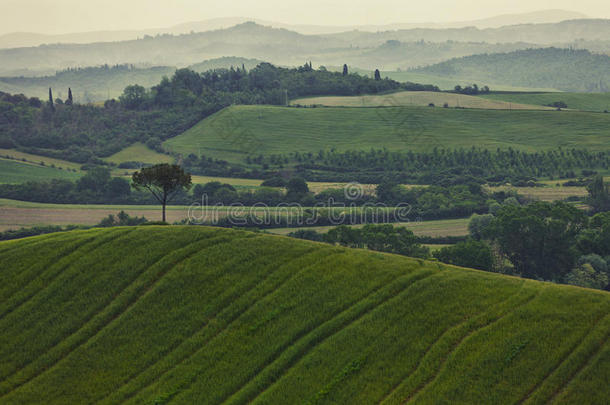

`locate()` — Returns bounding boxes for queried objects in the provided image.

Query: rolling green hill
[0,158,81,184]
[104,142,174,165]
[163,105,610,163]
[0,226,608,404]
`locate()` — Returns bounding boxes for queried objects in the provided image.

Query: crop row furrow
[0,231,234,398]
[226,268,440,405]
[0,228,131,321]
[0,234,90,300]
[0,230,67,255]
[103,247,338,405]
[400,285,544,404]
[376,280,527,405]
[520,312,610,404]
[549,340,609,404]
[138,250,352,405]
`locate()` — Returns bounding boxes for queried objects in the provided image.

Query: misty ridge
[3,19,610,71]
[0,9,588,48]
[1,13,610,99]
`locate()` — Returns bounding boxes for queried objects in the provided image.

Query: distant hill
[343,40,538,70]
[0,58,268,102]
[0,226,608,403]
[416,48,610,92]
[0,23,328,75]
[0,10,587,48]
[326,19,610,47]
[2,20,610,76]
[188,57,264,72]
[0,64,175,102]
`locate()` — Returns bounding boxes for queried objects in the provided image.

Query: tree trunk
[162,203,166,222]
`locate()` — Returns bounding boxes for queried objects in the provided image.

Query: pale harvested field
[488,185,588,201]
[291,91,550,110]
[0,199,423,231]
[0,205,188,231]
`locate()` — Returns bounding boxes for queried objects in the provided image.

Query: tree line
[181,148,609,185]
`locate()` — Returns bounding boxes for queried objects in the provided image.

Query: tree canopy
[131,164,192,222]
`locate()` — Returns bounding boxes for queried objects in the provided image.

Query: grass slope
[0,158,81,184]
[480,92,610,112]
[0,148,82,172]
[291,91,549,110]
[164,105,610,162]
[0,226,608,404]
[105,142,174,165]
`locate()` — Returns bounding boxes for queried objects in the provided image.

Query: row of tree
[453,84,490,95]
[180,148,610,185]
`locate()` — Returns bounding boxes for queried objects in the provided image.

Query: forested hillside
[0,65,175,102]
[417,48,610,92]
[0,58,267,102]
[0,63,419,162]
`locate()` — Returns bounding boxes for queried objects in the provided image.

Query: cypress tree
[66,88,73,105]
[342,64,348,76]
[48,88,55,111]
[374,69,381,81]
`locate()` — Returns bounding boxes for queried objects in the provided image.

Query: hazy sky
[1,0,608,35]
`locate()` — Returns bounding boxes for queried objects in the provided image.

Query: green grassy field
[0,149,83,172]
[480,93,610,113]
[0,226,608,404]
[105,142,174,165]
[164,105,610,163]
[0,158,81,184]
[291,91,549,110]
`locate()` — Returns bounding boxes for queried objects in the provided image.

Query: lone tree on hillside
[132,164,192,222]
[342,64,348,76]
